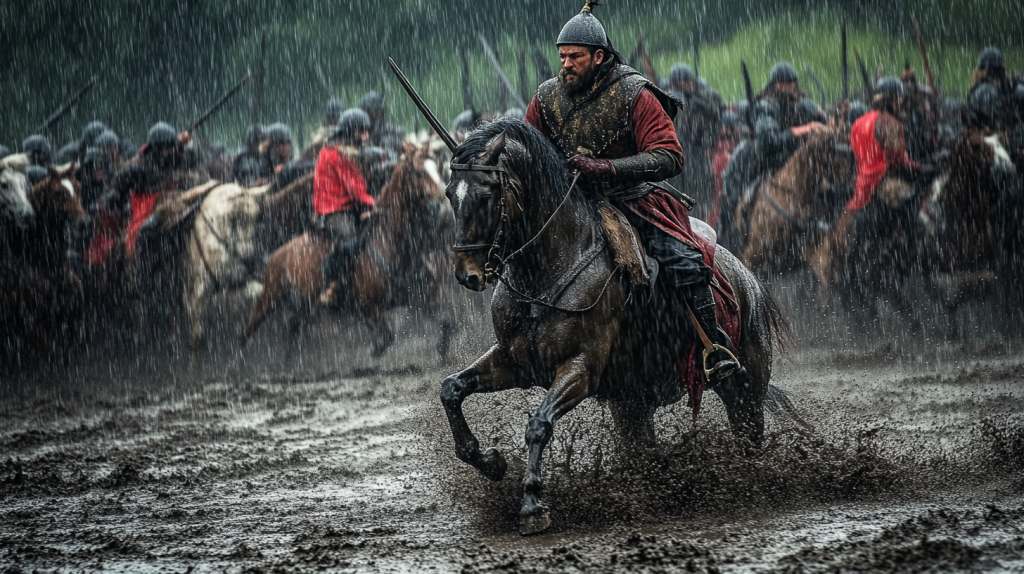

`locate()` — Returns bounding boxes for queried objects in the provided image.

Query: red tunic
[313,146,375,216]
[846,110,919,212]
[708,138,737,228]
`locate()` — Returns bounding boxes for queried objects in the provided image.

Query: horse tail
[756,275,792,355]
[765,384,814,431]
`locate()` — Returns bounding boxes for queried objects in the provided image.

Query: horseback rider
[233,124,268,186]
[361,91,406,155]
[841,77,936,226]
[667,62,722,219]
[524,2,741,382]
[754,62,829,167]
[264,122,294,176]
[314,108,376,307]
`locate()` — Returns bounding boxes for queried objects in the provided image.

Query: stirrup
[702,344,741,382]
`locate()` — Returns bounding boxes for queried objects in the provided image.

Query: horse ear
[482,132,507,166]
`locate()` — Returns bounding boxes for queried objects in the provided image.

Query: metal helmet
[502,107,526,121]
[874,76,905,98]
[265,123,292,145]
[147,122,178,149]
[361,91,386,113]
[769,61,799,85]
[26,165,48,188]
[325,98,344,120]
[669,63,694,85]
[81,120,107,146]
[556,1,610,51]
[969,83,1002,120]
[977,46,1004,71]
[82,147,111,169]
[0,145,10,159]
[22,135,52,164]
[56,142,79,165]
[847,100,868,124]
[333,108,372,142]
[735,100,750,117]
[754,99,779,121]
[94,130,120,150]
[1014,83,1024,104]
[244,124,264,148]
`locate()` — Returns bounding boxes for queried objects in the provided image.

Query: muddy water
[3,290,1024,572]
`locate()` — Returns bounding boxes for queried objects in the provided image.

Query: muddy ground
[3,281,1024,573]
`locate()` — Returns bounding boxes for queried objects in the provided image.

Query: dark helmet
[244,124,264,148]
[874,76,906,98]
[735,100,750,117]
[452,109,480,134]
[969,83,1002,121]
[81,147,111,169]
[265,123,292,145]
[769,61,799,84]
[977,46,1004,71]
[502,107,526,121]
[754,99,779,121]
[94,129,120,150]
[0,145,9,159]
[669,63,694,85]
[26,165,48,188]
[941,97,965,117]
[556,1,610,51]
[325,98,344,120]
[361,91,386,113]
[333,108,372,142]
[147,122,178,149]
[234,155,265,186]
[1014,83,1024,104]
[721,110,741,128]
[847,100,868,124]
[22,135,52,164]
[56,142,79,165]
[81,120,107,146]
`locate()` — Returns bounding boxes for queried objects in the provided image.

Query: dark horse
[440,119,787,535]
[0,166,89,361]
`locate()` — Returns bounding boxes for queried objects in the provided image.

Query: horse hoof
[477,447,507,482]
[519,510,552,536]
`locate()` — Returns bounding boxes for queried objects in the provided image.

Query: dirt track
[3,289,1024,572]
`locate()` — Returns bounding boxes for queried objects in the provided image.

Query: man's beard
[560,66,598,96]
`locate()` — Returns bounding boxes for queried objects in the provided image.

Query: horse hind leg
[609,397,657,448]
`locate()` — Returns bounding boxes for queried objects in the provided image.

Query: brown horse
[241,143,456,359]
[806,128,1006,320]
[0,166,88,359]
[733,130,856,274]
[439,119,788,536]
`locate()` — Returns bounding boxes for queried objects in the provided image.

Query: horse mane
[455,118,574,204]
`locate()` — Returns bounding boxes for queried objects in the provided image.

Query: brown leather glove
[568,154,616,181]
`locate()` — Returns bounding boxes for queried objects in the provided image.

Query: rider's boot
[687,283,743,383]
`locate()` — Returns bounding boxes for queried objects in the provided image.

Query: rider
[667,62,722,219]
[524,2,740,382]
[233,124,269,186]
[361,91,406,155]
[264,122,294,177]
[21,135,52,167]
[842,77,933,222]
[314,108,376,307]
[307,98,344,158]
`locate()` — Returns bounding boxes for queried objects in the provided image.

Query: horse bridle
[450,161,581,285]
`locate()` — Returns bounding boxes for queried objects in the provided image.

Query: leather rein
[449,162,619,313]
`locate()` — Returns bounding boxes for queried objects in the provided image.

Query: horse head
[31,165,89,234]
[0,154,35,228]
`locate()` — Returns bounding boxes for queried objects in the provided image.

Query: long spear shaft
[189,74,252,133]
[911,17,937,93]
[35,75,99,135]
[478,34,527,110]
[841,18,849,100]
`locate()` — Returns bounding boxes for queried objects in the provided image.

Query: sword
[478,35,528,110]
[388,58,458,153]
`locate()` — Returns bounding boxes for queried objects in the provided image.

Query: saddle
[596,200,652,289]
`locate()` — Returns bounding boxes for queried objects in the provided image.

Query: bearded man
[524,1,741,382]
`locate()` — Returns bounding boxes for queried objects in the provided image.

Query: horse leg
[714,351,769,448]
[242,260,287,348]
[520,356,595,536]
[440,345,525,482]
[184,260,207,352]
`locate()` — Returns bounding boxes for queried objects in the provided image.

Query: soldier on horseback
[524,1,741,382]
[667,62,722,219]
[314,108,376,306]
[21,135,52,167]
[361,91,406,156]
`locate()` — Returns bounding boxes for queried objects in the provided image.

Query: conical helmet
[556,1,609,50]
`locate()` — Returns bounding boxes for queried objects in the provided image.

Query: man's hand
[792,122,827,137]
[568,154,616,180]
[360,208,375,222]
[178,131,191,145]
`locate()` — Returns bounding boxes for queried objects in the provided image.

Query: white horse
[0,154,34,226]
[183,181,273,349]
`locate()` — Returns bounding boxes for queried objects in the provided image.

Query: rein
[764,179,831,233]
[451,161,616,313]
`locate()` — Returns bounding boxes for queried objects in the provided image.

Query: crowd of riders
[2,43,1021,351]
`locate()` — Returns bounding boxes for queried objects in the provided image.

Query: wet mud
[3,286,1024,572]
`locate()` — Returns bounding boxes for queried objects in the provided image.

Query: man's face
[672,80,696,93]
[559,45,604,93]
[776,81,798,96]
[357,129,370,144]
[273,142,292,162]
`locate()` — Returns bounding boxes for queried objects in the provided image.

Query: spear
[692,26,700,79]
[841,17,849,100]
[805,65,828,103]
[478,34,527,110]
[518,48,530,105]
[911,16,937,94]
[35,75,99,135]
[189,74,252,133]
[741,61,755,132]
[854,49,873,99]
[459,41,474,112]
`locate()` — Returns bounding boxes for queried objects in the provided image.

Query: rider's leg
[318,212,359,306]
